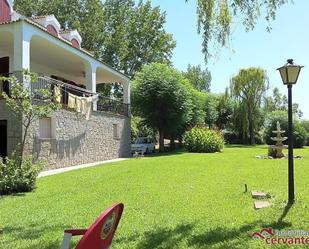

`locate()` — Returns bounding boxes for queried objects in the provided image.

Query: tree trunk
[179,136,183,148]
[248,108,255,145]
[170,135,175,151]
[159,129,164,152]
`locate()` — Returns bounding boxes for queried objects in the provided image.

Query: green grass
[1,146,309,249]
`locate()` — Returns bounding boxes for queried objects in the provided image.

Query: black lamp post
[277,59,303,204]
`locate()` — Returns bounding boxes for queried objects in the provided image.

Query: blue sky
[151,0,309,119]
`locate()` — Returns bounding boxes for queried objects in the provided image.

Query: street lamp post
[277,59,303,204]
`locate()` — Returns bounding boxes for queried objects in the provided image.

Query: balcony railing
[97,95,130,117]
[1,73,130,117]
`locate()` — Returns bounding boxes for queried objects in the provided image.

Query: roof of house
[0,17,130,81]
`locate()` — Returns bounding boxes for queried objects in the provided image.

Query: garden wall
[23,108,131,170]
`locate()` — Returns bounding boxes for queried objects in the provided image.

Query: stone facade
[1,102,131,170]
[0,99,22,156]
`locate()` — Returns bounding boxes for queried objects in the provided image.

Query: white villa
[0,0,131,169]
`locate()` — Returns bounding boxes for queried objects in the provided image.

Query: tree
[264,87,303,118]
[1,73,60,163]
[215,90,233,130]
[132,63,191,152]
[183,64,211,92]
[190,0,290,61]
[14,0,176,78]
[230,67,269,144]
[204,93,218,129]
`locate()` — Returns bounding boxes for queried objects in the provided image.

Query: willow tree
[230,67,269,144]
[192,0,290,61]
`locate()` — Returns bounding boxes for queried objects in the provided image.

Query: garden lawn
[1,146,309,249]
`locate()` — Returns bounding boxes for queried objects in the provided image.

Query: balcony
[0,74,130,117]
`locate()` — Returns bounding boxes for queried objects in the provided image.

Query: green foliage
[183,64,211,92]
[194,0,290,61]
[301,120,309,145]
[133,63,191,151]
[264,111,308,148]
[215,92,233,130]
[14,0,176,77]
[183,127,224,153]
[230,67,269,144]
[265,87,303,118]
[204,93,218,128]
[131,116,156,142]
[180,79,206,128]
[0,152,42,195]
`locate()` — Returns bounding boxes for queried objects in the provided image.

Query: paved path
[38,158,129,178]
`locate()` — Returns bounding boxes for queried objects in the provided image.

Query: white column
[85,62,97,111]
[13,22,31,78]
[123,81,130,104]
[123,80,131,117]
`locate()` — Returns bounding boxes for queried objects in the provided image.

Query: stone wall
[0,99,22,156]
[23,108,131,170]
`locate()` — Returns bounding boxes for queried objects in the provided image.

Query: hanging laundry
[68,93,77,109]
[84,95,98,120]
[76,96,82,113]
[80,97,87,116]
[54,85,62,103]
[85,96,93,120]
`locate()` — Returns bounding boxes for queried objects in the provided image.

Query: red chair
[61,203,124,249]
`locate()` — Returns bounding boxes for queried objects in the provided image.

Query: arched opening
[71,38,80,49]
[46,25,58,37]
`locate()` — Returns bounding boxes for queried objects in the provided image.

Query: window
[113,124,120,140]
[39,117,55,139]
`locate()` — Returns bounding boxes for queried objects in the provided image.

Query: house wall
[0,100,22,156]
[23,108,131,170]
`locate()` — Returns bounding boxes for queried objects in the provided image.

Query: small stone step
[252,191,268,199]
[254,201,271,209]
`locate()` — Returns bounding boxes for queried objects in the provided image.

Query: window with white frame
[39,117,56,139]
[113,124,120,140]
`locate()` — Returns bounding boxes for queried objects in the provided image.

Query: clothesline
[54,85,98,120]
[41,76,95,95]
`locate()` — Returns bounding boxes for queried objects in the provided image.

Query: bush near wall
[183,128,224,153]
[0,153,42,195]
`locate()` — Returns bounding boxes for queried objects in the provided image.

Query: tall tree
[183,64,211,92]
[191,0,290,61]
[132,63,191,152]
[14,0,175,77]
[230,67,269,144]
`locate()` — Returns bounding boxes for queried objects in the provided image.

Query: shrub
[183,128,224,153]
[0,153,43,195]
[264,112,308,148]
[223,130,239,144]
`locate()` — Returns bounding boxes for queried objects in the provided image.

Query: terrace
[0,74,130,117]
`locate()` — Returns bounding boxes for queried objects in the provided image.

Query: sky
[151,0,309,119]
